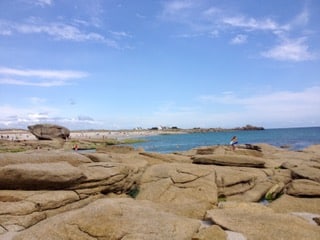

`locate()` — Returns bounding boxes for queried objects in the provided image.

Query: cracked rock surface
[0,143,319,239]
[12,198,201,240]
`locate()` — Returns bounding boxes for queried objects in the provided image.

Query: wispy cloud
[0,104,99,129]
[0,67,88,79]
[29,97,47,104]
[161,1,288,33]
[109,31,132,39]
[0,78,72,87]
[36,0,53,7]
[160,0,204,28]
[0,19,120,48]
[230,34,247,45]
[162,0,197,15]
[198,86,320,126]
[261,37,315,61]
[160,1,316,62]
[0,67,88,87]
[222,16,287,32]
[25,0,53,7]
[290,8,309,27]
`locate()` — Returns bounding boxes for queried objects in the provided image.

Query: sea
[130,127,320,153]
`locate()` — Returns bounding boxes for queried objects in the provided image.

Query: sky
[0,0,319,130]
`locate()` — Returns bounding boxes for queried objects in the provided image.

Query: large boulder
[28,124,70,140]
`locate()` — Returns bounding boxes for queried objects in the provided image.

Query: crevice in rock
[69,223,99,239]
[200,218,215,229]
[0,224,8,232]
[74,173,128,190]
[87,164,116,169]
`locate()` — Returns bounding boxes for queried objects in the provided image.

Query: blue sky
[0,0,319,130]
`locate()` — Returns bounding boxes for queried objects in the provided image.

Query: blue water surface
[130,127,320,153]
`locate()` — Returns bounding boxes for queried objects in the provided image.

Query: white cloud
[230,34,247,45]
[202,7,221,18]
[261,38,315,61]
[15,22,105,42]
[0,67,88,79]
[160,0,204,28]
[198,86,320,127]
[24,0,53,7]
[222,16,285,31]
[109,31,132,39]
[163,0,196,14]
[291,8,309,27]
[1,87,319,129]
[29,97,47,104]
[0,19,119,47]
[0,67,88,87]
[161,2,288,33]
[0,78,73,87]
[28,112,49,121]
[34,0,53,7]
[159,2,317,62]
[0,105,56,123]
[0,104,99,130]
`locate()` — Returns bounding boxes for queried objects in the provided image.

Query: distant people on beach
[230,136,238,150]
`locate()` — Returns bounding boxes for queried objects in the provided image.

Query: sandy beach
[0,129,180,141]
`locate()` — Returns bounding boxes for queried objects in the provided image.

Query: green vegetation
[127,187,140,198]
[119,138,146,144]
[0,147,26,153]
[218,195,227,202]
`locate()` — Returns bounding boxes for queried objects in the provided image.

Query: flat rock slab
[137,163,217,203]
[192,155,265,168]
[0,190,80,230]
[269,194,320,214]
[206,202,320,240]
[193,225,227,240]
[137,163,217,218]
[12,198,201,240]
[75,162,138,194]
[286,179,320,197]
[0,162,85,190]
[0,151,92,167]
[290,165,320,182]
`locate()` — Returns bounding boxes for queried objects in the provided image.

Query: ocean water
[131,127,320,153]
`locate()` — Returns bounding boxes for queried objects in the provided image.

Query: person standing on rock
[230,136,238,150]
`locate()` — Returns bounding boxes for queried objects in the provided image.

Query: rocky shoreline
[0,132,319,239]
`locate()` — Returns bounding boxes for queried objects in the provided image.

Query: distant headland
[149,124,264,133]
